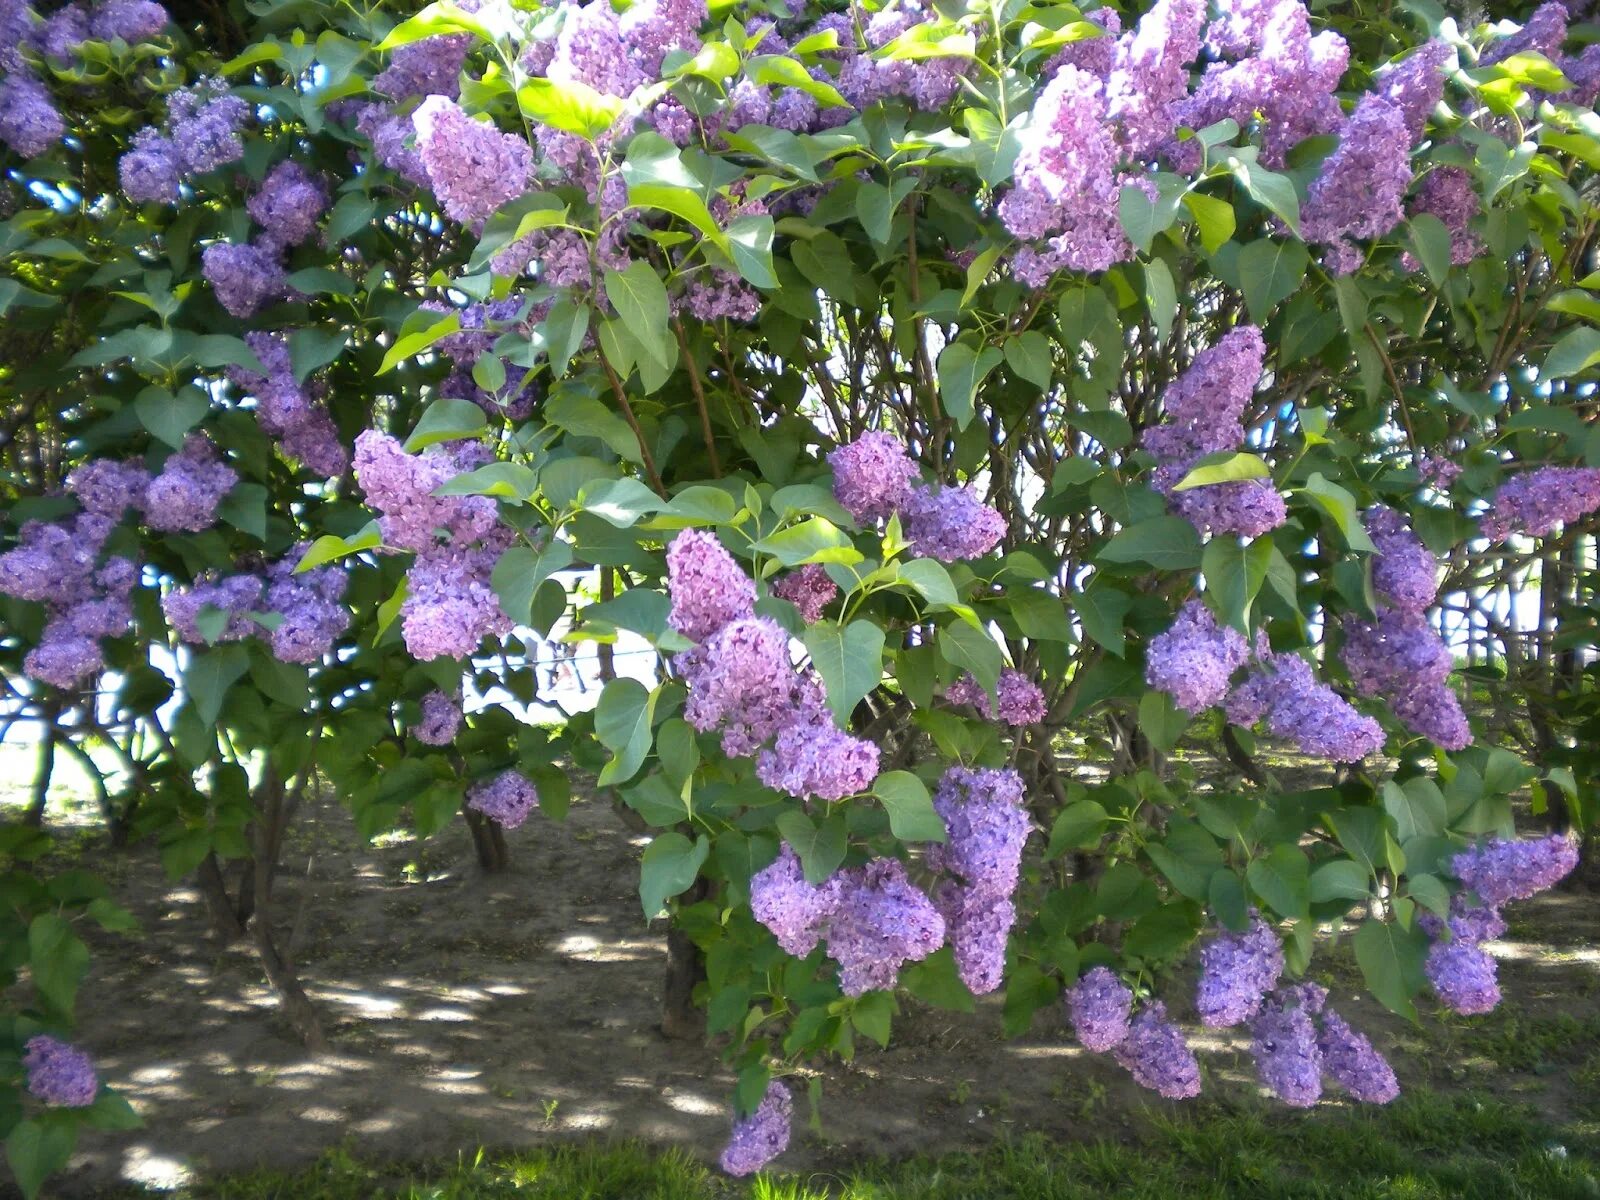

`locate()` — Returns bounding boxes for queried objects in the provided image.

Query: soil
[25,780,1600,1197]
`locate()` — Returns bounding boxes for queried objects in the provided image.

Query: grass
[113,1090,1600,1200]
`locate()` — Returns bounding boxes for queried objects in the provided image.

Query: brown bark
[660,878,708,1041]
[249,769,326,1050]
[197,852,248,942]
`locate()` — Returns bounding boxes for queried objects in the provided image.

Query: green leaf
[726,214,777,288]
[937,340,1003,430]
[379,310,460,375]
[287,328,348,383]
[542,294,591,379]
[1202,536,1272,630]
[492,541,574,624]
[28,913,89,1017]
[296,521,382,571]
[1229,157,1301,235]
[1353,918,1428,1021]
[753,517,859,566]
[1143,258,1177,344]
[776,809,847,883]
[185,644,250,727]
[1544,327,1600,380]
[1075,584,1129,655]
[516,76,625,139]
[594,678,657,787]
[1097,516,1204,571]
[603,261,675,372]
[803,620,885,725]
[135,385,210,449]
[1382,778,1447,843]
[851,990,896,1048]
[580,478,665,527]
[901,948,976,1012]
[873,771,947,841]
[938,621,1002,696]
[7,1121,74,1200]
[1003,331,1053,391]
[1008,587,1073,643]
[1183,191,1235,254]
[897,558,959,609]
[1299,474,1378,552]
[1137,690,1188,753]
[1238,238,1309,322]
[1310,859,1371,903]
[1120,181,1180,254]
[1246,845,1311,920]
[1171,451,1271,491]
[855,180,895,243]
[404,398,488,451]
[1407,213,1453,286]
[1124,902,1202,964]
[1047,799,1109,857]
[546,393,644,462]
[638,831,709,918]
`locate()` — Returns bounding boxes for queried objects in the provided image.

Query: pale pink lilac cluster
[927,766,1031,993]
[1478,465,1600,541]
[352,431,513,660]
[718,1080,792,1176]
[227,332,348,476]
[1226,640,1384,762]
[771,564,837,624]
[944,669,1047,726]
[1195,914,1285,1027]
[414,690,463,745]
[1141,325,1285,538]
[1065,966,1134,1051]
[1145,600,1249,716]
[466,769,539,828]
[21,1035,97,1107]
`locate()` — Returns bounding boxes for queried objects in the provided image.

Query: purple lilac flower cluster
[118,77,248,202]
[771,564,837,624]
[1141,325,1285,538]
[926,766,1031,993]
[1340,507,1470,750]
[826,428,1007,561]
[226,332,347,476]
[1417,451,1463,490]
[1226,641,1384,763]
[1249,983,1399,1106]
[944,669,1047,726]
[665,530,880,799]
[164,549,348,664]
[0,512,139,688]
[352,431,513,661]
[428,301,540,422]
[1064,970,1202,1099]
[415,690,463,745]
[1421,837,1577,1014]
[21,1036,97,1107]
[246,160,329,249]
[1145,600,1249,716]
[143,435,239,532]
[749,847,947,995]
[345,32,470,187]
[1479,465,1600,541]
[1065,966,1133,1051]
[202,241,289,319]
[1300,94,1416,275]
[466,769,539,829]
[1404,167,1482,270]
[718,1080,792,1176]
[1195,914,1285,1027]
[413,95,533,225]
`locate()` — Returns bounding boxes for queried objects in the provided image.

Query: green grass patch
[120,1090,1600,1200]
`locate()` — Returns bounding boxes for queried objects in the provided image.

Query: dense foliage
[2,0,1599,1190]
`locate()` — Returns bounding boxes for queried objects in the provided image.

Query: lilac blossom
[466,769,539,829]
[169,78,251,175]
[0,71,64,157]
[935,882,1015,995]
[618,0,705,78]
[823,857,946,995]
[1316,1007,1399,1103]
[401,543,513,660]
[1113,1002,1202,1098]
[1196,915,1285,1027]
[356,103,431,185]
[412,95,533,224]
[1146,600,1250,716]
[1405,167,1482,269]
[1481,1,1567,68]
[1104,0,1205,157]
[68,459,150,517]
[415,690,463,745]
[1425,937,1501,1014]
[1451,834,1579,907]
[1045,6,1119,79]
[681,271,762,322]
[665,528,755,643]
[1375,40,1452,142]
[1478,465,1600,541]
[679,617,805,757]
[1066,966,1134,1051]
[945,669,1047,725]
[829,432,919,524]
[750,843,839,956]
[1365,506,1438,612]
[163,572,263,645]
[771,564,837,624]
[118,127,181,202]
[32,2,87,58]
[719,1081,792,1176]
[142,435,237,532]
[352,431,500,553]
[261,553,348,663]
[202,241,287,318]
[927,766,1030,898]
[374,34,471,101]
[1418,451,1463,490]
[1301,96,1415,274]
[1249,990,1323,1107]
[21,1036,97,1107]
[1227,647,1384,762]
[247,161,329,247]
[89,0,169,42]
[547,0,644,98]
[25,555,137,688]
[902,484,1006,561]
[0,514,115,605]
[756,715,880,801]
[229,332,349,476]
[1341,609,1471,750]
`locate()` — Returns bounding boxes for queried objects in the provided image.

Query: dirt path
[43,786,1600,1196]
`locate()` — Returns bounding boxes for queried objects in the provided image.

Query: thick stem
[660,877,708,1041]
[674,318,722,477]
[24,726,54,827]
[250,768,326,1049]
[197,853,248,942]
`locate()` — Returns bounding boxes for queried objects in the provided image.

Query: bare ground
[21,779,1600,1197]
